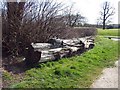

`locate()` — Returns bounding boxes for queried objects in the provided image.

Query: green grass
[3,71,13,80]
[97,28,119,36]
[10,36,119,88]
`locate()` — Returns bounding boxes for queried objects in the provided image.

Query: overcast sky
[57,0,119,24]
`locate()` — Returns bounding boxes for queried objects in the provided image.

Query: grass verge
[97,28,119,36]
[7,36,120,88]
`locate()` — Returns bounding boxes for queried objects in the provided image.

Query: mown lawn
[97,28,119,36]
[8,36,119,88]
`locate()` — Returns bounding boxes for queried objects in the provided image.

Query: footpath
[91,60,119,88]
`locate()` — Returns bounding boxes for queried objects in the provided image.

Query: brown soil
[2,57,33,88]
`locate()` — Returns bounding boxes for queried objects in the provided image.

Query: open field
[3,36,119,88]
[97,28,119,36]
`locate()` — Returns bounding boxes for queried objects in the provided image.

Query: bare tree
[63,4,86,27]
[2,1,26,56]
[99,1,115,29]
[65,14,86,27]
[21,0,65,42]
[2,0,66,57]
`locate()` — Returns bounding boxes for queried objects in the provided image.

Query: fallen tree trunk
[24,36,95,64]
[25,45,41,66]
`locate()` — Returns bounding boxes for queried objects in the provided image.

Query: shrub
[59,27,97,39]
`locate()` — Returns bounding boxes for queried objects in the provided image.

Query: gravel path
[91,60,119,88]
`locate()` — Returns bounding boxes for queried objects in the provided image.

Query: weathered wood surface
[25,36,95,64]
[25,44,42,66]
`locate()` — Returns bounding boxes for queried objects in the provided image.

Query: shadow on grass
[2,48,89,74]
[2,57,39,74]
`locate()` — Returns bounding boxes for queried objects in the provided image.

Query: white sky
[57,0,119,24]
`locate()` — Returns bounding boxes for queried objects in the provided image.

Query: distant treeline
[79,24,120,29]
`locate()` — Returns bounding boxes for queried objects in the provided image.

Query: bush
[59,27,97,39]
[2,1,66,58]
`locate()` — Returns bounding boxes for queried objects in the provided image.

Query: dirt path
[91,60,119,88]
